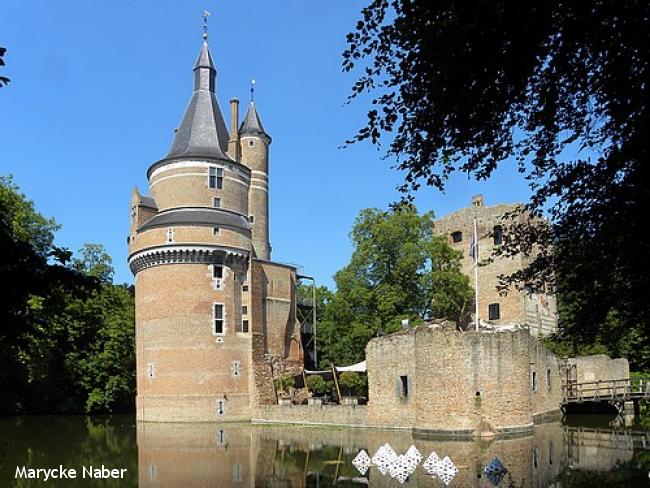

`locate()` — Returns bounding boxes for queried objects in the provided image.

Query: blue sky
[1,0,532,288]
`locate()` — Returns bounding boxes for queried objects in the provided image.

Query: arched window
[451,231,463,243]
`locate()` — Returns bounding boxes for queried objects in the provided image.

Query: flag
[470,218,479,263]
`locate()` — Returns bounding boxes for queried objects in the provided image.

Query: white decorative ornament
[423,450,442,473]
[351,449,371,475]
[436,456,459,486]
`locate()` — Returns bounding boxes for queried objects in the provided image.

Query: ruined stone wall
[434,197,558,336]
[365,325,561,434]
[366,331,416,429]
[530,340,563,416]
[258,260,302,365]
[568,355,630,383]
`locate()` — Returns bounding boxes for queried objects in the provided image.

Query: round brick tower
[240,100,272,260]
[128,40,255,422]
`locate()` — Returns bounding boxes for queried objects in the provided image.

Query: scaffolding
[296,274,317,370]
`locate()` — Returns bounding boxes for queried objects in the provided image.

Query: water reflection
[136,420,649,487]
[1,415,649,487]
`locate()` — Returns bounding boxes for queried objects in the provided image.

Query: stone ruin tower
[128,38,303,422]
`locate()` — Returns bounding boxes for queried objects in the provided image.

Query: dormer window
[451,231,463,243]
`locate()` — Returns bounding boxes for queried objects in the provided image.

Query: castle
[127,32,566,429]
[128,37,302,422]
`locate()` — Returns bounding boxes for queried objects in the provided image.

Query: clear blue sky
[1,0,531,288]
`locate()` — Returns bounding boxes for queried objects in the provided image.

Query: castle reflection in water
[137,420,646,487]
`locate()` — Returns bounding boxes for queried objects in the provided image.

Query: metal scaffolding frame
[296,274,317,370]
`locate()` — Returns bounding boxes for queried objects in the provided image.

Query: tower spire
[162,17,231,162]
[250,79,255,103]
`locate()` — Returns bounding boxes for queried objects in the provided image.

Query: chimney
[228,98,241,162]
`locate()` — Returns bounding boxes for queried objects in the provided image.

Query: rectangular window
[166,227,174,243]
[213,227,220,235]
[532,371,538,392]
[209,167,224,189]
[242,284,249,292]
[213,197,221,208]
[213,303,224,335]
[242,319,249,333]
[493,225,503,246]
[249,215,255,224]
[547,368,552,390]
[488,303,500,320]
[451,231,463,243]
[242,305,248,316]
[399,375,409,397]
[213,265,223,279]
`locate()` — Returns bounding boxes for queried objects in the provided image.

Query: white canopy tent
[304,360,367,375]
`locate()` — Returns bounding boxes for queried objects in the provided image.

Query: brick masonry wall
[135,263,252,422]
[149,161,250,215]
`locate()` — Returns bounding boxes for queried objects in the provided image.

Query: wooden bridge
[562,378,650,411]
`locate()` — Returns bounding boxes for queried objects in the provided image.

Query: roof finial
[250,78,256,103]
[202,10,210,42]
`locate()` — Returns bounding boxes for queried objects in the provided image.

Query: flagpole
[473,217,479,332]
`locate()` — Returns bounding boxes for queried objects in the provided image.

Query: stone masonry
[434,195,558,336]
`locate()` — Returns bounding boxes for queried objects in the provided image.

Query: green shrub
[338,372,367,397]
[274,375,294,394]
[306,375,330,396]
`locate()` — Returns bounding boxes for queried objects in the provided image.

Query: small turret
[240,88,271,260]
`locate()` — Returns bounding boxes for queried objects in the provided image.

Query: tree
[0,177,134,414]
[0,47,9,87]
[344,1,650,368]
[317,204,472,367]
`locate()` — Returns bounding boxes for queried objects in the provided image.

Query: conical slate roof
[240,101,268,138]
[164,42,231,161]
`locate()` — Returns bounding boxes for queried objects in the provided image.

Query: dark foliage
[344,1,650,368]
[0,178,135,414]
[0,47,9,87]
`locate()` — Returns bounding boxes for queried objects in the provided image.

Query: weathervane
[250,79,255,103]
[202,10,211,41]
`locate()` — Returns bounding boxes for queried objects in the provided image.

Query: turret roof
[164,42,231,161]
[240,101,269,139]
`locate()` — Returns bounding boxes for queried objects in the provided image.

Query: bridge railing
[562,378,650,402]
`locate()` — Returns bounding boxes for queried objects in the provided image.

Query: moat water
[1,414,649,487]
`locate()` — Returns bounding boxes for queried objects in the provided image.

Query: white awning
[335,360,366,373]
[304,360,367,375]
